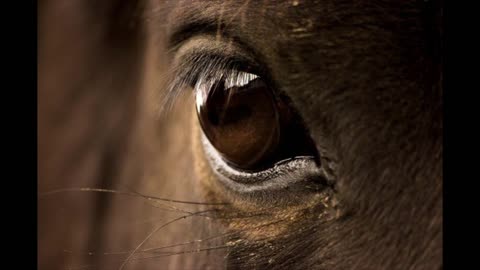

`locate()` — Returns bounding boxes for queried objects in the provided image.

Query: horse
[38,1,443,269]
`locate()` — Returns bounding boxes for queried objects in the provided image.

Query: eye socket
[195,70,319,172]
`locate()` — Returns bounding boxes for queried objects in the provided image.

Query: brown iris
[195,71,318,171]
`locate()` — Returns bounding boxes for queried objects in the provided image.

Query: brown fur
[38,1,442,269]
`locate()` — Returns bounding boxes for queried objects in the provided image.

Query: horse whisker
[39,187,229,205]
[118,209,214,270]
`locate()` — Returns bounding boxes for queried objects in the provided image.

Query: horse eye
[195,71,318,171]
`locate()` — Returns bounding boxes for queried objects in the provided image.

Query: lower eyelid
[201,135,325,193]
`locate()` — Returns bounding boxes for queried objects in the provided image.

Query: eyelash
[162,53,260,110]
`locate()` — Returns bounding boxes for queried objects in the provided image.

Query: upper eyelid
[172,51,252,89]
[167,20,223,51]
[167,18,249,55]
[163,35,274,113]
[172,35,256,67]
[163,43,251,112]
[168,35,277,91]
[168,26,269,76]
[166,36,262,94]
